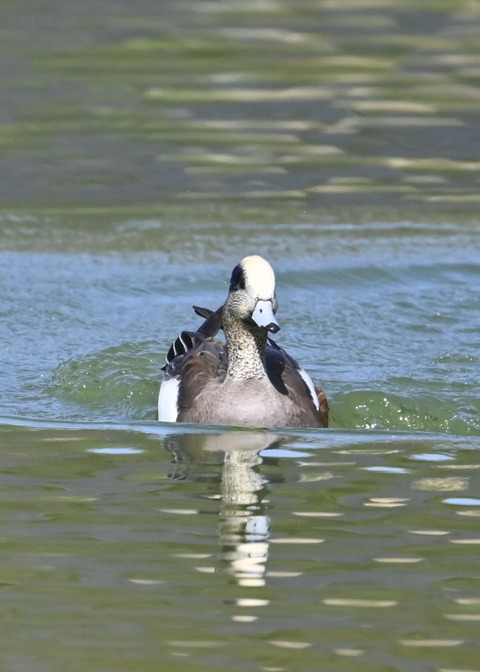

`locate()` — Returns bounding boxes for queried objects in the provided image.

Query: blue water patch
[261,448,312,459]
[363,466,410,474]
[443,497,480,506]
[87,447,144,455]
[411,453,454,462]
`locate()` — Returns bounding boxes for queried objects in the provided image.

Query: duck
[158,255,328,428]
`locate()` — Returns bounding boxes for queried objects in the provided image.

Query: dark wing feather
[163,305,227,418]
[192,305,213,320]
[265,342,328,428]
[163,330,199,370]
[193,305,223,335]
[162,305,223,370]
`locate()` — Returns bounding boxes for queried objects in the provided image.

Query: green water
[1,0,480,211]
[1,1,480,671]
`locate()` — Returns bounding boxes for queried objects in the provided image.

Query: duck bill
[252,300,280,333]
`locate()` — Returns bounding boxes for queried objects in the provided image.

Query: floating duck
[158,255,328,428]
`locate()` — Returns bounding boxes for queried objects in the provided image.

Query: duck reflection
[164,431,284,586]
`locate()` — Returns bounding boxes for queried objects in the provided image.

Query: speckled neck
[224,314,268,380]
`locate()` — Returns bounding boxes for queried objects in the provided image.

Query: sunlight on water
[1,1,480,670]
[1,1,480,212]
[0,421,478,671]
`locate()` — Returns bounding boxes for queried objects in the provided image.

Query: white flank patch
[241,255,276,299]
[298,367,319,410]
[158,377,180,422]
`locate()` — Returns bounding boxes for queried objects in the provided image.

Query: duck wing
[159,305,226,422]
[265,338,328,428]
[162,305,223,371]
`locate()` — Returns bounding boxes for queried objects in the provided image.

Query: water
[1,421,480,672]
[1,1,480,671]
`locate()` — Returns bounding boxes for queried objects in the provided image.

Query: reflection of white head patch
[240,255,276,299]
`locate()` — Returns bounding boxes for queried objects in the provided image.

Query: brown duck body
[159,302,328,429]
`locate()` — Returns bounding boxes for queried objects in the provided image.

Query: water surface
[1,2,480,671]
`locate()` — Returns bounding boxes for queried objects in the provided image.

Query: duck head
[226,255,280,334]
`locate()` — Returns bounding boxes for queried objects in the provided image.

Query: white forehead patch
[240,255,276,299]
